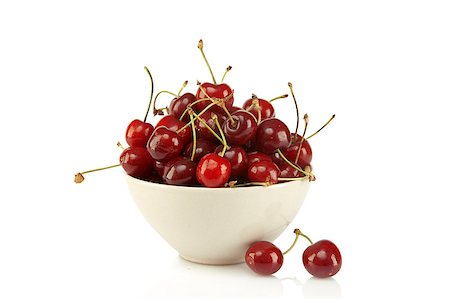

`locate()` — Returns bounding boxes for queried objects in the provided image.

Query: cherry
[153,160,168,177]
[247,160,280,185]
[119,147,154,179]
[214,145,248,180]
[147,126,184,162]
[195,82,234,113]
[247,152,272,166]
[183,138,216,162]
[279,163,305,178]
[194,110,225,143]
[254,118,291,154]
[303,240,342,278]
[169,92,196,122]
[125,119,155,147]
[245,241,283,275]
[163,157,197,186]
[222,110,257,146]
[155,115,192,145]
[196,153,231,188]
[242,95,275,123]
[282,137,313,169]
[229,106,242,113]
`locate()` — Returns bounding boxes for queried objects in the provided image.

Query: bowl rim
[124,171,310,191]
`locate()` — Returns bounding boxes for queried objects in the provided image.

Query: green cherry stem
[188,110,224,144]
[153,90,178,116]
[306,114,336,139]
[198,39,217,84]
[221,66,232,83]
[269,94,289,102]
[177,80,188,97]
[276,149,310,177]
[188,111,197,161]
[252,94,262,124]
[288,82,300,143]
[74,164,121,184]
[213,114,228,157]
[143,66,154,123]
[178,98,211,121]
[176,101,217,133]
[295,114,309,164]
[283,229,313,255]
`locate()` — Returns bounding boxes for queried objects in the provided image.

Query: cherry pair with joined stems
[245,228,342,278]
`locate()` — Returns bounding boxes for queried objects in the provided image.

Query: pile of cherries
[116,40,335,188]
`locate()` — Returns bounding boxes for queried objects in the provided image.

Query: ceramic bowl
[125,174,310,265]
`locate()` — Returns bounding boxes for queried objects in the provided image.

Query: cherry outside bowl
[125,174,310,265]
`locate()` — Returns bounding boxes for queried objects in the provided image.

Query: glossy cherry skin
[214,145,248,180]
[282,136,312,169]
[279,163,305,178]
[147,126,184,162]
[303,240,342,278]
[254,118,291,154]
[194,82,234,113]
[242,98,275,122]
[247,152,272,166]
[155,115,192,145]
[120,147,154,179]
[196,153,231,188]
[125,119,155,147]
[222,110,257,146]
[247,160,280,184]
[195,110,225,143]
[245,241,283,275]
[183,139,216,162]
[169,93,196,122]
[163,157,197,186]
[153,160,168,177]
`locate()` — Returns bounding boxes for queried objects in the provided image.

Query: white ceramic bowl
[125,174,310,265]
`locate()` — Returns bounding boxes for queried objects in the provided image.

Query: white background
[1,0,450,298]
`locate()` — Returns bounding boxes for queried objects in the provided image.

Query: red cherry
[147,126,184,162]
[120,147,154,179]
[222,110,257,146]
[196,153,231,188]
[169,93,196,122]
[247,152,273,166]
[125,119,155,147]
[183,139,216,162]
[153,160,168,177]
[247,160,280,184]
[271,151,283,167]
[279,163,305,178]
[194,82,234,113]
[254,118,291,154]
[214,145,248,180]
[194,110,225,143]
[282,136,312,168]
[242,97,275,122]
[245,241,283,275]
[303,240,342,278]
[155,115,192,145]
[163,157,197,186]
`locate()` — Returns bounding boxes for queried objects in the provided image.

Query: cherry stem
[189,112,197,161]
[221,66,232,83]
[197,83,235,125]
[221,103,235,125]
[226,181,270,188]
[251,94,262,124]
[295,114,309,164]
[306,114,336,139]
[178,98,210,121]
[153,90,177,116]
[117,141,125,150]
[269,94,289,103]
[143,66,154,123]
[283,229,313,255]
[213,114,228,156]
[288,82,300,143]
[276,149,310,177]
[189,110,224,144]
[176,101,216,133]
[177,80,188,97]
[198,39,217,84]
[74,164,121,184]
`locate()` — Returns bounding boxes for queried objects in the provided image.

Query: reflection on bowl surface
[125,174,310,265]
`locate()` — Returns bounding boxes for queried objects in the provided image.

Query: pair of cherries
[245,229,342,278]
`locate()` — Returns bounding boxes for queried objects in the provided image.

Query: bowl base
[179,254,245,266]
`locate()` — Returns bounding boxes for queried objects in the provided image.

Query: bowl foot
[179,254,245,265]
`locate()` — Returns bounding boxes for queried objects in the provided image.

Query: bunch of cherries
[74,40,335,187]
